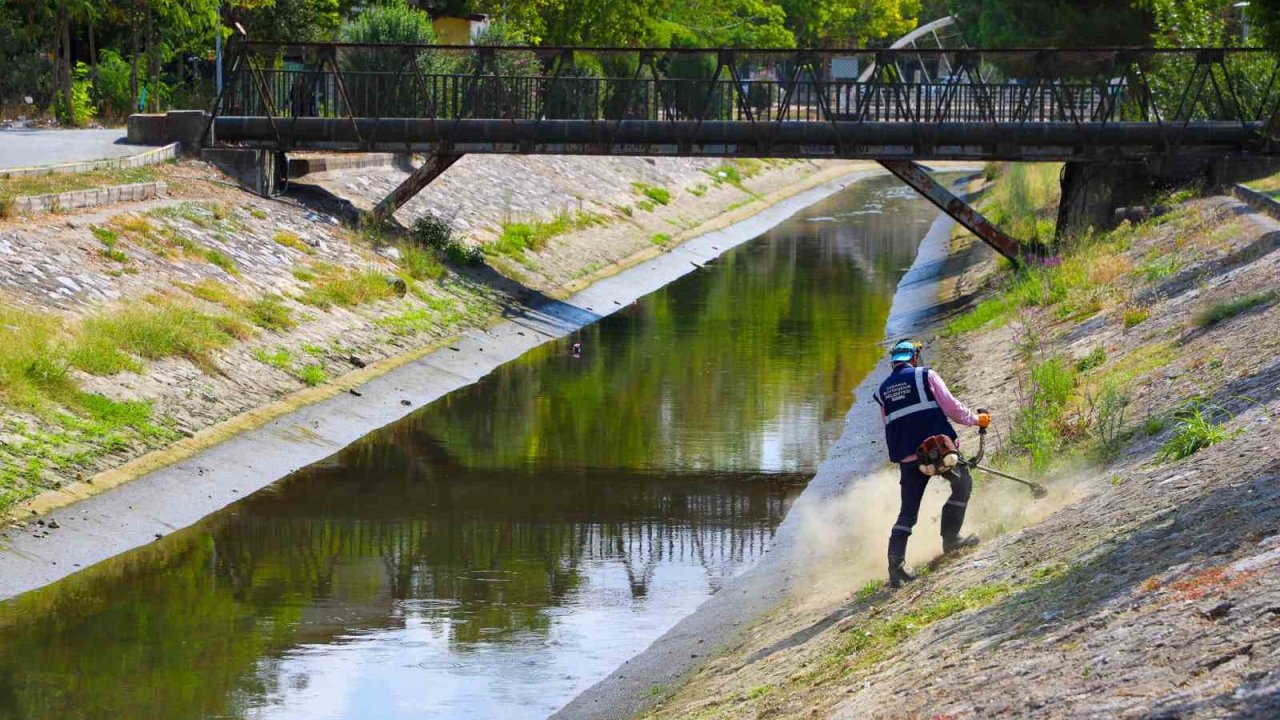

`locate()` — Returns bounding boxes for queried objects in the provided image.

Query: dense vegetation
[3,0,1272,127]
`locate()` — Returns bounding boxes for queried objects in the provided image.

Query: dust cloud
[792,461,1092,608]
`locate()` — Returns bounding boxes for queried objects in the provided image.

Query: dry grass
[0,167,159,202]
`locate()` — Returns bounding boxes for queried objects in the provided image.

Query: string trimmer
[916,411,1048,498]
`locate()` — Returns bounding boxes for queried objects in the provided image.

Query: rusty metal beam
[878,159,1021,264]
[370,152,461,225]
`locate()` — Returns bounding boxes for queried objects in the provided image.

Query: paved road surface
[0,128,146,169]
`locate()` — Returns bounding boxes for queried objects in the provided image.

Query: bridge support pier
[878,160,1021,265]
[370,152,462,226]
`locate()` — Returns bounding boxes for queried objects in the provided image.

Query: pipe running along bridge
[202,43,1280,261]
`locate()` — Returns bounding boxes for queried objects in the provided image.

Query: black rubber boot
[888,556,915,589]
[942,534,980,554]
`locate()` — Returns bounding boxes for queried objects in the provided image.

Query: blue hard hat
[889,340,918,363]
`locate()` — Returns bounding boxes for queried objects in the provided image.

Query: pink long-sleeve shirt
[879,367,978,463]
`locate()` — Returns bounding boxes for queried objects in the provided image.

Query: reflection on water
[0,176,935,720]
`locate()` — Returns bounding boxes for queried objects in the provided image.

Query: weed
[1012,355,1077,474]
[182,279,242,308]
[1158,407,1236,462]
[650,233,671,246]
[0,305,76,411]
[296,363,327,387]
[250,208,268,220]
[632,182,671,206]
[245,295,295,331]
[635,199,656,213]
[1122,306,1149,328]
[273,230,313,254]
[1144,415,1167,436]
[704,164,743,186]
[294,361,327,384]
[301,343,324,357]
[946,298,1011,335]
[1075,346,1106,373]
[377,307,436,335]
[618,205,633,217]
[90,225,119,247]
[300,269,397,309]
[1141,255,1181,281]
[856,579,883,600]
[689,183,707,197]
[292,268,317,282]
[203,249,239,276]
[747,685,772,700]
[1089,380,1131,461]
[398,245,444,280]
[70,299,248,374]
[1194,290,1278,328]
[101,247,130,264]
[253,347,292,370]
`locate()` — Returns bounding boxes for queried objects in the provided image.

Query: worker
[873,339,991,589]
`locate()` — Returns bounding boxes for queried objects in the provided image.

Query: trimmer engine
[916,434,961,477]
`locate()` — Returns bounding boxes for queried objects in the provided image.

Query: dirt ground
[641,196,1280,719]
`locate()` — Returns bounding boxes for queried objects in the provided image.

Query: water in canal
[0,175,936,719]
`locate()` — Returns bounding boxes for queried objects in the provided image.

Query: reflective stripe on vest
[883,367,939,423]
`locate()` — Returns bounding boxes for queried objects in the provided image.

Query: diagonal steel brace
[370,152,462,226]
[878,160,1021,265]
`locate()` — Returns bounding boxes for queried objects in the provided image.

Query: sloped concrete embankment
[636,192,1280,719]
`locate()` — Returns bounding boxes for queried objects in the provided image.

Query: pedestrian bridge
[211,44,1278,161]
[201,43,1280,260]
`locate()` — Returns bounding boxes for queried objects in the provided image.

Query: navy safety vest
[874,364,956,462]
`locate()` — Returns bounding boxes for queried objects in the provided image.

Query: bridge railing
[219,44,1278,123]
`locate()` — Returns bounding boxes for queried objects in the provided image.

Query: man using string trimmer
[873,339,989,589]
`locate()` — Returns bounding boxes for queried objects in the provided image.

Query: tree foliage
[949,0,1155,47]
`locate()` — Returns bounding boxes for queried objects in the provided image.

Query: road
[0,128,146,169]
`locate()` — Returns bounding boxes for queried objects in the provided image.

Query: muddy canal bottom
[0,177,934,719]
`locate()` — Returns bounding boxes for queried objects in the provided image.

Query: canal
[0,175,936,719]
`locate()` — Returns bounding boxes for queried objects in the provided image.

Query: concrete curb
[287,153,402,178]
[11,181,168,214]
[0,142,178,179]
[1233,183,1280,221]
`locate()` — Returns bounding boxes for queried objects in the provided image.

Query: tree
[779,0,922,47]
[948,0,1155,47]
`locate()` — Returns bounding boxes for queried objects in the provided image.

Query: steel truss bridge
[206,43,1280,260]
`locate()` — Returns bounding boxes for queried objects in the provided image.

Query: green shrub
[1157,407,1235,462]
[446,242,484,267]
[1194,290,1278,328]
[94,49,135,119]
[55,61,96,127]
[411,215,455,251]
[650,233,671,246]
